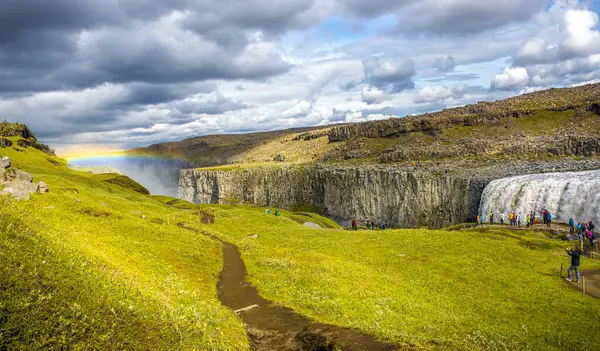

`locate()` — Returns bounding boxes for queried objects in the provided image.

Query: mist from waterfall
[68,156,191,197]
[479,169,600,224]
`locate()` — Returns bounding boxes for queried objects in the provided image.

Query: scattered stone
[234,304,259,314]
[37,181,49,193]
[248,234,259,239]
[141,214,147,219]
[0,138,13,148]
[1,156,10,169]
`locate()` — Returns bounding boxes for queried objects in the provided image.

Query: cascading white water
[479,169,600,224]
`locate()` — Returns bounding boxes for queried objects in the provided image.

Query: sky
[1,0,600,156]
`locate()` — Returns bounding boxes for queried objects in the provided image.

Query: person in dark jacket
[566,247,582,282]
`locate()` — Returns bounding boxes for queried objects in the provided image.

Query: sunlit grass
[200,205,600,350]
[0,143,248,350]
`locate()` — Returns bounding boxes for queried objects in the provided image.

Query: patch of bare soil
[177,221,397,350]
[565,269,600,299]
[218,243,397,351]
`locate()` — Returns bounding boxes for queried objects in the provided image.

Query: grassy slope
[0,142,248,350]
[196,204,600,350]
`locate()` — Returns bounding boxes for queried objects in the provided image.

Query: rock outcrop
[0,156,49,200]
[179,160,600,228]
[328,84,600,142]
[0,122,55,155]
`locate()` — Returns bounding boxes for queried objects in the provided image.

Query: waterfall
[479,169,600,224]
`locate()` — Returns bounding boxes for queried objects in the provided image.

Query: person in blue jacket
[569,218,575,235]
[547,212,552,227]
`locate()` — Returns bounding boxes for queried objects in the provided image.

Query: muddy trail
[565,269,600,299]
[178,223,397,351]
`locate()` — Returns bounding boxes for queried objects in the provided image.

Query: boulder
[15,169,33,182]
[1,156,10,169]
[37,181,49,193]
[4,179,39,194]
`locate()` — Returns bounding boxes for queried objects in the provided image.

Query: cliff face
[179,167,472,228]
[179,160,600,229]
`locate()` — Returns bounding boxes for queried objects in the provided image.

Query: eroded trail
[217,242,397,351]
[566,269,600,299]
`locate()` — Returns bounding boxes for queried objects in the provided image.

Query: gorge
[126,84,600,228]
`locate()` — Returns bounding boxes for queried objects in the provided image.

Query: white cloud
[361,86,388,104]
[491,67,530,90]
[413,83,468,103]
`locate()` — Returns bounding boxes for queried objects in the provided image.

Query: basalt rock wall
[179,167,472,228]
[179,160,600,229]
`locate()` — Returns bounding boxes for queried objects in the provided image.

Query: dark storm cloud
[0,0,315,96]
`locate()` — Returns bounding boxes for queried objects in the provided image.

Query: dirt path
[565,269,600,299]
[177,222,396,350]
[217,242,397,351]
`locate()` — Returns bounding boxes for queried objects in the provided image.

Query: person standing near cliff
[526,213,531,227]
[546,212,552,227]
[489,211,494,225]
[566,247,582,283]
[569,218,575,235]
[351,219,357,231]
[500,213,505,226]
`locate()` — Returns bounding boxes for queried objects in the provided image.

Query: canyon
[140,83,600,228]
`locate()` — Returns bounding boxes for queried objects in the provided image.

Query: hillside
[131,83,600,169]
[3,131,600,350]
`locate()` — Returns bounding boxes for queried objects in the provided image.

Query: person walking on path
[546,212,552,227]
[500,213,505,226]
[352,219,357,231]
[480,215,484,225]
[526,213,531,227]
[517,213,522,227]
[489,211,494,225]
[569,218,575,235]
[587,229,594,248]
[566,247,582,283]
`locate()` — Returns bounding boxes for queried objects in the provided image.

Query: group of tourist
[351,219,387,231]
[477,210,548,227]
[569,218,596,249]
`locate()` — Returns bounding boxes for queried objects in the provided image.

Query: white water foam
[479,169,600,223]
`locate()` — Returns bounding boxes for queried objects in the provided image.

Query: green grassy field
[0,142,248,350]
[3,138,600,350]
[199,205,600,350]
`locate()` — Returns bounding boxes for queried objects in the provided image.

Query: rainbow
[66,152,168,164]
